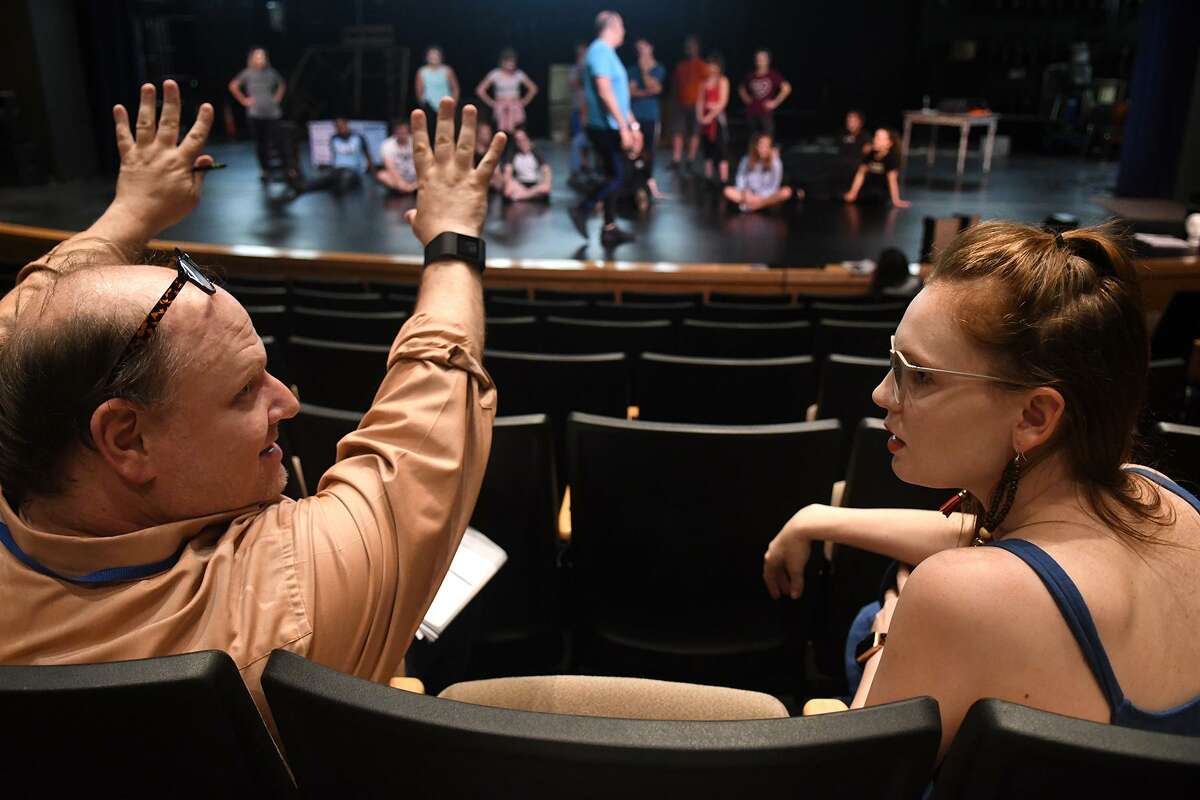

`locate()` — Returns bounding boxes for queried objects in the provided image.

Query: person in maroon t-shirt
[738,49,791,136]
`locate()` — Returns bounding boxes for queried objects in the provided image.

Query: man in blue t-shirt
[570,10,637,247]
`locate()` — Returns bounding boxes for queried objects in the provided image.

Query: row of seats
[5,629,1195,797]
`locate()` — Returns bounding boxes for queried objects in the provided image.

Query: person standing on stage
[568,42,593,180]
[844,127,910,208]
[670,35,707,170]
[375,119,417,195]
[415,46,460,121]
[696,53,731,185]
[569,10,638,247]
[476,49,539,133]
[738,49,791,137]
[628,38,667,186]
[228,47,287,181]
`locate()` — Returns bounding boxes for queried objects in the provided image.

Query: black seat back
[287,336,388,411]
[245,303,290,339]
[533,288,616,303]
[586,301,696,321]
[291,306,408,344]
[543,316,674,358]
[568,413,841,690]
[810,301,907,322]
[931,699,1200,799]
[637,352,817,424]
[1153,421,1200,492]
[289,288,385,312]
[263,650,941,799]
[285,402,362,489]
[816,318,894,359]
[486,315,542,352]
[678,319,813,358]
[816,354,889,455]
[487,296,589,319]
[0,651,293,797]
[466,414,564,675]
[696,302,811,323]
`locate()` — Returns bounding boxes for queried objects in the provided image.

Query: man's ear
[89,399,155,485]
[1013,387,1065,456]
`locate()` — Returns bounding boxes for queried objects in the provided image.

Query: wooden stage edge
[2,221,1199,310]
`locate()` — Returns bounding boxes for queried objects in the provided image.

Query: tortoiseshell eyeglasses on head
[104,249,216,387]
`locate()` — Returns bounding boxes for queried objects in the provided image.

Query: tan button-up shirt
[0,245,496,725]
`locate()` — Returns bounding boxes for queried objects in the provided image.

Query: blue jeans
[844,601,881,701]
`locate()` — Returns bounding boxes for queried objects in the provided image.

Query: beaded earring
[975,452,1026,545]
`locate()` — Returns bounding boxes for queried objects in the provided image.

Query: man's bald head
[0,263,234,504]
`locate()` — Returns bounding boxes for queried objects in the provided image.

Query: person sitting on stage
[723,132,795,212]
[764,221,1200,755]
[476,49,539,133]
[844,127,910,208]
[502,127,551,203]
[696,53,731,185]
[474,120,506,192]
[840,109,870,158]
[375,119,418,194]
[302,117,376,196]
[0,82,506,728]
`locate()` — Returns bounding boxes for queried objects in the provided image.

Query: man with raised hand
[0,83,505,724]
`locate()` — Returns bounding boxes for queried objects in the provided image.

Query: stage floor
[0,141,1120,266]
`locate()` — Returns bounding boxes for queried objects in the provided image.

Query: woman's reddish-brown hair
[928,221,1170,544]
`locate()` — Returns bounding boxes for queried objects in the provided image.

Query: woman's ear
[1013,387,1065,455]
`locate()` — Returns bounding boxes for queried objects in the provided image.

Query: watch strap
[424,232,486,272]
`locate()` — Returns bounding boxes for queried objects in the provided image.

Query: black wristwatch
[424,231,486,273]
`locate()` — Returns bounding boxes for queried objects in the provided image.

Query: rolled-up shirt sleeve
[282,311,495,683]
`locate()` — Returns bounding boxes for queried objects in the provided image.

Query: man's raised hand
[405,97,507,246]
[110,80,214,238]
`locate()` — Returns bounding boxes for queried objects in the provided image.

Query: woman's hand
[108,80,214,239]
[763,504,836,600]
[405,97,506,246]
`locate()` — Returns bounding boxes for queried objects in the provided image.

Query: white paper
[416,527,507,642]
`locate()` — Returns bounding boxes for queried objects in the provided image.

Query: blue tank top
[986,466,1200,736]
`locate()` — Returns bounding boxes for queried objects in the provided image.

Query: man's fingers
[156,79,182,145]
[179,103,214,160]
[455,104,477,168]
[112,105,134,158]
[474,131,508,185]
[134,83,157,146]
[193,154,214,168]
[433,96,455,161]
[410,108,433,173]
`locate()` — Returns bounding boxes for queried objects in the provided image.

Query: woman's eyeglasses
[104,249,216,388]
[888,335,1030,405]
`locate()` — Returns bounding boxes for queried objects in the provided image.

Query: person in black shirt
[502,127,551,202]
[839,109,870,159]
[844,128,909,207]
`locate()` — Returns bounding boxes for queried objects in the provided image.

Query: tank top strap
[984,538,1126,713]
[1123,465,1200,517]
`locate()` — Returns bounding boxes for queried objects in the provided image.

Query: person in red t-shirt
[738,49,791,137]
[670,35,708,169]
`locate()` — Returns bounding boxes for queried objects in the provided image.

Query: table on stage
[900,111,1000,178]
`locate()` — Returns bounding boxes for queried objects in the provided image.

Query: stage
[0,140,1121,268]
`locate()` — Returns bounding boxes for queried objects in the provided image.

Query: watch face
[460,238,479,257]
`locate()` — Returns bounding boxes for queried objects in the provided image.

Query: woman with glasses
[763,222,1200,756]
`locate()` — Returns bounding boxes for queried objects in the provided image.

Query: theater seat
[931,699,1200,798]
[815,354,889,460]
[567,413,841,693]
[678,319,813,358]
[285,402,361,488]
[245,304,290,339]
[815,318,895,360]
[486,315,541,352]
[810,301,907,322]
[636,352,817,424]
[487,296,589,319]
[533,288,616,303]
[262,649,941,799]
[464,414,565,678]
[696,302,811,323]
[287,336,388,411]
[291,306,409,344]
[586,301,696,322]
[0,652,293,796]
[1154,421,1200,490]
[543,316,674,358]
[439,674,787,720]
[289,288,385,312]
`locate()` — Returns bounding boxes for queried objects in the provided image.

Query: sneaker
[600,226,636,246]
[568,205,590,238]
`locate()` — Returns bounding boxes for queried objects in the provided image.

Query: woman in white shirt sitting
[375,119,417,194]
[723,133,795,212]
[502,127,551,202]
